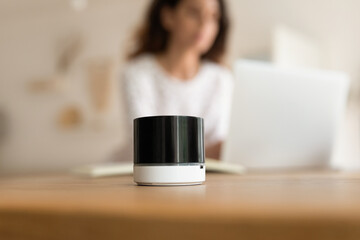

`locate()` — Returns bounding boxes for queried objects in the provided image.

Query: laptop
[221,60,349,170]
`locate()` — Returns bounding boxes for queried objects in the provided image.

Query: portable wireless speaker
[133,115,205,186]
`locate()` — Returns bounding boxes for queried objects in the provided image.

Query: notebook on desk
[71,158,246,178]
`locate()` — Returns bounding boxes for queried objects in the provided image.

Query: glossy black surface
[134,116,205,164]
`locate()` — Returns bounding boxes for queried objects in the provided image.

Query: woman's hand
[205,141,223,160]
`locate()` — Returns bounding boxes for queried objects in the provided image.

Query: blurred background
[0,0,359,174]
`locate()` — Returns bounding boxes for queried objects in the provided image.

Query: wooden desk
[1,171,360,240]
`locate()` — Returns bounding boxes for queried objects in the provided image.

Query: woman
[120,0,233,160]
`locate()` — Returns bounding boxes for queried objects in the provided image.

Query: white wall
[227,0,360,88]
[0,0,150,173]
[0,0,359,173]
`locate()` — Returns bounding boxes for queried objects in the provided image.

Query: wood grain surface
[1,171,360,240]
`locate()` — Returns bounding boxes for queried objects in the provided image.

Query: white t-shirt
[119,54,233,161]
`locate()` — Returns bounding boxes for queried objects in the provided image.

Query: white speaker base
[134,165,206,186]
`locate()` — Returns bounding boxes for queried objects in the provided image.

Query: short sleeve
[120,64,157,124]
